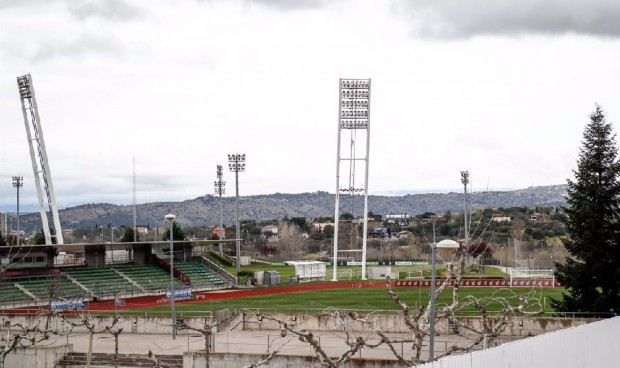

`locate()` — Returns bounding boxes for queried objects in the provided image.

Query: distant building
[386,214,411,226]
[421,214,444,224]
[397,231,413,239]
[492,215,511,223]
[312,222,333,232]
[261,225,278,237]
[368,226,389,238]
[212,226,226,238]
[530,213,543,222]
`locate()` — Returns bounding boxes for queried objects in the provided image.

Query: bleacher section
[0,283,30,304]
[62,266,141,298]
[112,263,184,291]
[17,275,85,300]
[0,259,232,309]
[174,261,228,288]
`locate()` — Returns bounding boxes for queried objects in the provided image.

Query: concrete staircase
[55,352,183,368]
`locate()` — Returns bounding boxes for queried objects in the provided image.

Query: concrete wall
[241,312,593,337]
[0,313,239,335]
[5,344,72,368]
[84,244,105,267]
[183,351,402,368]
[0,313,593,337]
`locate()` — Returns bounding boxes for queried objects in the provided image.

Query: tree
[467,242,493,259]
[0,232,5,247]
[259,311,379,368]
[278,222,304,260]
[322,225,334,239]
[553,106,620,315]
[62,311,123,368]
[33,232,46,245]
[289,217,309,233]
[162,221,186,241]
[0,313,56,368]
[177,310,239,368]
[120,227,138,242]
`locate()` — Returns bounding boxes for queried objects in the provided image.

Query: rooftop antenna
[16,74,63,245]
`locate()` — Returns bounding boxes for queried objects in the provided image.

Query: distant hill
[15,185,567,231]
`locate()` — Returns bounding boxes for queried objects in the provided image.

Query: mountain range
[11,185,568,232]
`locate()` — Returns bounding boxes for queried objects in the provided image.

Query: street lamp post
[12,176,23,245]
[228,153,245,284]
[165,213,176,339]
[215,165,226,255]
[429,220,437,362]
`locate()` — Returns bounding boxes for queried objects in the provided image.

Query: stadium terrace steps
[55,351,183,368]
[174,261,228,287]
[0,261,232,309]
[0,283,30,303]
[62,266,142,298]
[111,267,147,293]
[112,263,184,291]
[14,283,38,301]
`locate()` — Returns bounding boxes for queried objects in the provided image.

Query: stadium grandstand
[0,241,235,309]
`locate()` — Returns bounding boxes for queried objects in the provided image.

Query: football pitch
[118,284,566,317]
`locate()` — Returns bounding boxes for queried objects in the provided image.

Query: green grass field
[118,259,563,318]
[121,286,566,318]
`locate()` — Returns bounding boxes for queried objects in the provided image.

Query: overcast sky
[2,0,620,211]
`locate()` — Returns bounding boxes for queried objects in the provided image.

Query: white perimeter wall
[416,316,620,368]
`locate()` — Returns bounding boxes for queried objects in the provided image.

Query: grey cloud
[247,0,325,10]
[66,0,143,21]
[393,0,620,39]
[0,0,50,9]
[29,36,125,62]
[199,0,326,11]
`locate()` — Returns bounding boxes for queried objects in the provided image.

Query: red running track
[4,281,387,314]
[86,281,387,311]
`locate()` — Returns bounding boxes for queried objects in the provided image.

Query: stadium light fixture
[12,176,23,245]
[165,213,176,339]
[215,165,226,255]
[228,153,245,284]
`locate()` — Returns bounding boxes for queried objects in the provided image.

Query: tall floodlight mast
[16,74,64,245]
[333,79,371,281]
[228,153,245,283]
[461,171,470,250]
[12,176,23,245]
[214,165,226,255]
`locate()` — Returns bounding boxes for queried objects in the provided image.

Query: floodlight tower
[16,74,64,245]
[12,176,23,245]
[461,171,470,250]
[214,165,226,255]
[228,153,245,282]
[332,79,371,281]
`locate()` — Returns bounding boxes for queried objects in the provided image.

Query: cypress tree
[552,106,620,315]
